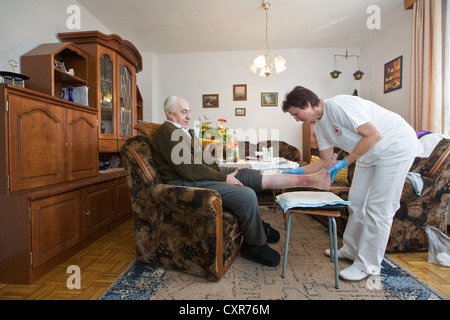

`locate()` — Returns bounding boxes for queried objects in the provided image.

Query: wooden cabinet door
[31,191,81,268]
[98,47,117,141]
[81,182,112,238]
[8,94,65,192]
[116,55,136,141]
[65,109,98,180]
[112,177,131,221]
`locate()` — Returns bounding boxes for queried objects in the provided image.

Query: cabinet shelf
[22,42,88,99]
[54,68,87,86]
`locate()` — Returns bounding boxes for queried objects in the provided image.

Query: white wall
[150,48,362,151]
[0,0,111,72]
[1,0,414,155]
[360,9,413,120]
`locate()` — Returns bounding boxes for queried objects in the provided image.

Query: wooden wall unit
[57,31,142,153]
[0,84,133,284]
[0,31,142,285]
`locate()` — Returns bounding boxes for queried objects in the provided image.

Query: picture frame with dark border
[235,108,246,116]
[202,94,219,108]
[233,84,247,101]
[261,92,278,106]
[384,56,402,94]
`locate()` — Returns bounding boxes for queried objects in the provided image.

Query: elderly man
[151,95,333,267]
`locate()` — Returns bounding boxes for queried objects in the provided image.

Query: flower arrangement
[199,115,232,148]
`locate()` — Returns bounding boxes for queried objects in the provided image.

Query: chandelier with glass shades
[248,1,286,77]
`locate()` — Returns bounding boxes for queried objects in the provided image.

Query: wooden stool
[281,204,347,289]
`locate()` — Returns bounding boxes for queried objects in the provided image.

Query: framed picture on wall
[233,84,247,101]
[202,94,219,108]
[384,56,403,94]
[235,108,246,116]
[261,92,278,106]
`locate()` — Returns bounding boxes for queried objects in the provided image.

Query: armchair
[121,122,243,281]
[387,136,449,251]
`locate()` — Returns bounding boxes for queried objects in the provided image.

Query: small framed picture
[203,94,219,108]
[235,108,246,116]
[384,56,403,94]
[261,92,278,106]
[233,84,247,101]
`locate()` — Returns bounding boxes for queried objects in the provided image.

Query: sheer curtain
[444,0,450,135]
[410,0,443,132]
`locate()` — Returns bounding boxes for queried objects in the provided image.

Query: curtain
[444,0,450,135]
[410,0,443,132]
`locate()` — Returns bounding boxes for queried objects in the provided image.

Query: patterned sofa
[311,136,450,252]
[121,122,243,281]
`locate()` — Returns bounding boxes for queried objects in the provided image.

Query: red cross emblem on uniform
[334,126,342,136]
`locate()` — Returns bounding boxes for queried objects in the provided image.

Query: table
[219,157,299,173]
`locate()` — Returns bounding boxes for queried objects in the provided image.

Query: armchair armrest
[146,183,222,218]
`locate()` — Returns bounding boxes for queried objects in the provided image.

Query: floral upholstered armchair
[121,122,243,281]
[387,136,449,251]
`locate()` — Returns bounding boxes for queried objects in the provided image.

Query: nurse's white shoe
[324,248,353,261]
[339,265,371,282]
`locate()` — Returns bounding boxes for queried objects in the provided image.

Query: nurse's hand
[327,158,349,183]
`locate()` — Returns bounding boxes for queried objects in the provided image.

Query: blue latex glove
[283,167,304,175]
[327,158,349,183]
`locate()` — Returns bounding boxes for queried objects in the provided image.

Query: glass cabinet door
[119,65,132,137]
[100,54,114,135]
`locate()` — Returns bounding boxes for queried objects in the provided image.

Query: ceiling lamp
[248,1,286,77]
[331,38,364,80]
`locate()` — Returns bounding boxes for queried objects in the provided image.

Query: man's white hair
[164,95,179,112]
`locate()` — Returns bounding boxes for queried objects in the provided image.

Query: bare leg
[261,169,331,190]
[261,154,338,191]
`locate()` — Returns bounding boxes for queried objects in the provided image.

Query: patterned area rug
[100,207,447,300]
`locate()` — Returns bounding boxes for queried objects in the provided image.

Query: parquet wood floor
[0,219,136,300]
[0,218,448,300]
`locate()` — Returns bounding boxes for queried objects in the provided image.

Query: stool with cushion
[277,191,350,289]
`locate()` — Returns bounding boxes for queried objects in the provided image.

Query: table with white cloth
[219,157,300,173]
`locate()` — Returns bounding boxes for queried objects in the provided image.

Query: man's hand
[226,169,243,185]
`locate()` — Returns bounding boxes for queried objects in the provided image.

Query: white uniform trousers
[342,158,415,273]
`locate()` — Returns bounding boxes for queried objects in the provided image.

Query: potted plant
[353,70,365,80]
[330,70,342,79]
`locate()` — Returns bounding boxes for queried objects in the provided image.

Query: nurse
[281,86,422,281]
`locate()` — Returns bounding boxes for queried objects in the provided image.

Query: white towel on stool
[276,191,351,212]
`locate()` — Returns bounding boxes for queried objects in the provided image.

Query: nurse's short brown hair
[282,86,320,112]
